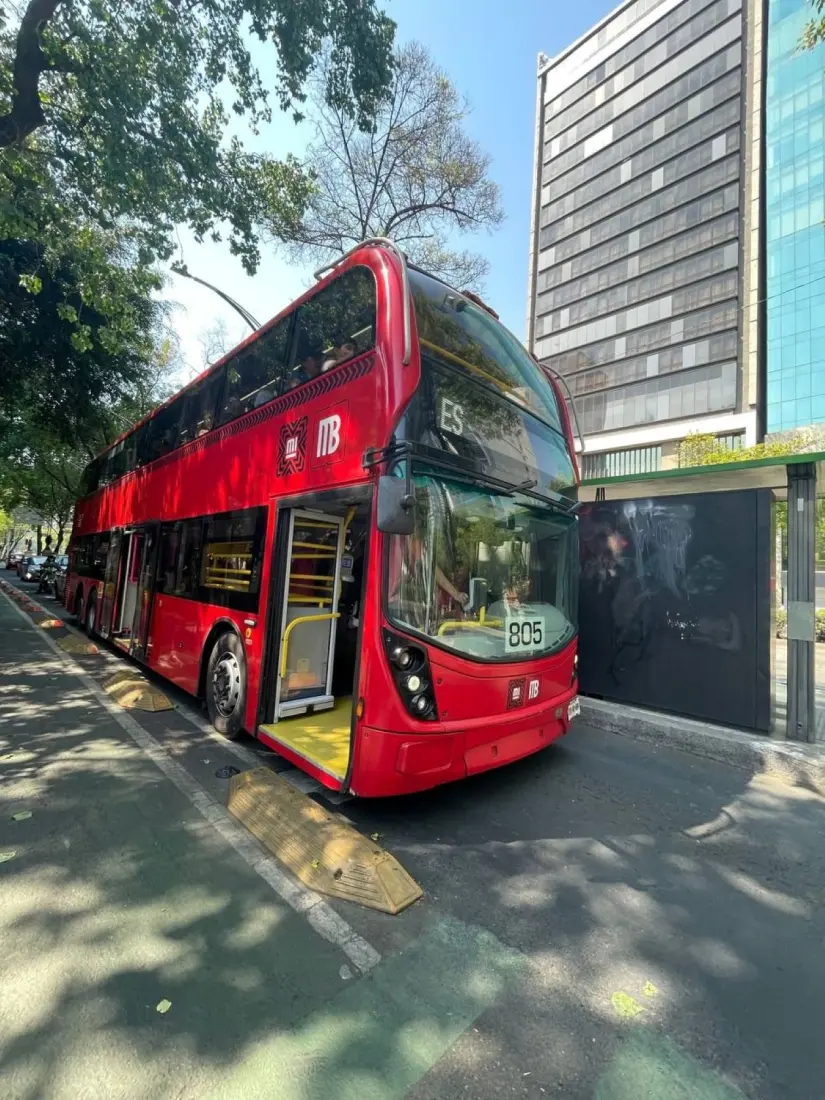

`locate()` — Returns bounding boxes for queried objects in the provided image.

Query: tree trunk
[36,524,42,554]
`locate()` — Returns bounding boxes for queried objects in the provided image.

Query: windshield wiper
[447,466,578,516]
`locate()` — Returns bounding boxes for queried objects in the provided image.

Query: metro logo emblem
[277,416,307,475]
[317,414,341,458]
[507,677,526,709]
[310,402,348,469]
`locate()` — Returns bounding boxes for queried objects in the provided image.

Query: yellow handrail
[280,612,340,678]
[293,542,337,552]
[437,617,503,637]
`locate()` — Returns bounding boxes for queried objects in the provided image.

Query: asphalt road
[2,570,825,1099]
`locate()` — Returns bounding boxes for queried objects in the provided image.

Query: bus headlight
[383,630,438,722]
[391,645,413,670]
[411,693,435,717]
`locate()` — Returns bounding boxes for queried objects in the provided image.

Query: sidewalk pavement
[0,591,354,1099]
[581,696,825,797]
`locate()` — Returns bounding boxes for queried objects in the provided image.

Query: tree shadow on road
[337,730,825,1099]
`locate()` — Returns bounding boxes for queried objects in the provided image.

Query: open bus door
[129,523,160,661]
[97,529,124,638]
[257,501,372,789]
[274,510,345,719]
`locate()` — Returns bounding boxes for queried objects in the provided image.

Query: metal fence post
[787,462,816,742]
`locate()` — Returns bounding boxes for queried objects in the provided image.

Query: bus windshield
[387,473,578,661]
[409,268,563,431]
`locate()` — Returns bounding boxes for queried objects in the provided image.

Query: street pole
[172,267,260,332]
[787,461,816,741]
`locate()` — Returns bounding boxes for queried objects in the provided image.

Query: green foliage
[0,232,167,447]
[678,433,798,469]
[800,0,825,51]
[0,330,179,549]
[0,423,83,550]
[1,0,395,273]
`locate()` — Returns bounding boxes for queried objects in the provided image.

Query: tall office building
[528,0,758,477]
[765,0,825,434]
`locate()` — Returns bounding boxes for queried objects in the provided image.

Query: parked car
[20,555,48,582]
[5,553,24,571]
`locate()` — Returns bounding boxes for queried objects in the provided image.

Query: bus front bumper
[351,692,579,798]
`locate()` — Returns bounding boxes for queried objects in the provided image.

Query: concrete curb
[580,697,825,797]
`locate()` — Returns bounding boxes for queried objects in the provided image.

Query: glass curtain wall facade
[765,0,825,433]
[531,0,745,439]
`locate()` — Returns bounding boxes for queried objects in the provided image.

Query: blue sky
[165,0,612,377]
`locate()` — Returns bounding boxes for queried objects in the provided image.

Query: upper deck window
[176,370,224,447]
[217,316,292,426]
[286,265,376,390]
[215,263,376,424]
[409,268,563,432]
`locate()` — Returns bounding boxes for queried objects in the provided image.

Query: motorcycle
[37,557,58,595]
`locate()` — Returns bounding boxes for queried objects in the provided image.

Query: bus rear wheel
[84,589,97,635]
[206,632,246,740]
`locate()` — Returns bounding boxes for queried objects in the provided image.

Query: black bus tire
[84,589,97,635]
[205,632,247,739]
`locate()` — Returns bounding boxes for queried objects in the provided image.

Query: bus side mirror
[377,476,415,535]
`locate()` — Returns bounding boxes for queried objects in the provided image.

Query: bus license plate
[567,697,581,721]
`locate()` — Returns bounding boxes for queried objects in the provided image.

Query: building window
[715,432,744,451]
[581,446,662,479]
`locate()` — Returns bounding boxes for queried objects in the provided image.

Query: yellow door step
[260,695,353,780]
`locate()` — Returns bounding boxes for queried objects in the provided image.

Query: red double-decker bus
[66,239,580,796]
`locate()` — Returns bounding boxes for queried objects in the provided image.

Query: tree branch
[0,0,64,148]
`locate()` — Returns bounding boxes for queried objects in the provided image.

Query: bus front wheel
[206,632,246,740]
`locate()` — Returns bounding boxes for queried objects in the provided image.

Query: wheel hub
[213,652,241,717]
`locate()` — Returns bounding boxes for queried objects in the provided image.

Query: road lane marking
[0,589,381,975]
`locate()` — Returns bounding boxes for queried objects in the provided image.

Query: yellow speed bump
[57,634,100,655]
[228,767,422,915]
[102,669,173,712]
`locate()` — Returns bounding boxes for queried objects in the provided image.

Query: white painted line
[0,590,381,975]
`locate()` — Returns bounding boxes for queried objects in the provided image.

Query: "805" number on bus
[505,617,544,652]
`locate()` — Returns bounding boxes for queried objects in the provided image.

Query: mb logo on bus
[317,414,342,458]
